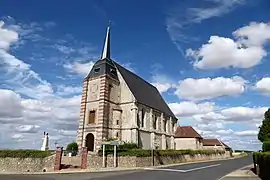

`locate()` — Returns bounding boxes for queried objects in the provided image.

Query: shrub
[262,141,270,152]
[98,148,224,157]
[253,152,270,179]
[0,149,53,159]
[99,142,138,151]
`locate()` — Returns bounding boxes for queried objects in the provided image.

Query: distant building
[202,138,231,151]
[174,126,203,150]
[76,26,178,152]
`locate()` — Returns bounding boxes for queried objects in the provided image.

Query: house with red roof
[202,138,232,151]
[174,126,203,150]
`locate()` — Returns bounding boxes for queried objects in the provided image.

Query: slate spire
[101,22,111,59]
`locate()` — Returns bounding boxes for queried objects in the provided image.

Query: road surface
[0,155,253,180]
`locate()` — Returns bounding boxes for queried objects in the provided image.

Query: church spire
[101,22,111,59]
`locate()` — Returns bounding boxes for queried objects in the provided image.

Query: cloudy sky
[0,0,269,151]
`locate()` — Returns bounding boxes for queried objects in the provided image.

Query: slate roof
[175,126,202,138]
[114,62,176,119]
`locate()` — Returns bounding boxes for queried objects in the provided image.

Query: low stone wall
[87,151,232,169]
[0,154,56,173]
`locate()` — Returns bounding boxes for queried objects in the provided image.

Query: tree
[258,108,270,143]
[66,141,78,154]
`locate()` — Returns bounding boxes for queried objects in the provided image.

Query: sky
[0,0,269,151]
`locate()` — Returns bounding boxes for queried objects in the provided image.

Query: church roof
[202,139,222,146]
[114,62,176,119]
[174,126,202,138]
[86,24,176,119]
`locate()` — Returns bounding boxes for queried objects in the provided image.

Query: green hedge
[100,142,138,151]
[0,150,53,158]
[253,152,270,179]
[262,141,270,152]
[98,149,225,157]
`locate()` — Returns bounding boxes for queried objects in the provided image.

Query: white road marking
[184,164,221,172]
[144,163,221,173]
[144,168,186,172]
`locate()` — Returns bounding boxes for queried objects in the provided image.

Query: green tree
[66,142,78,153]
[258,108,270,142]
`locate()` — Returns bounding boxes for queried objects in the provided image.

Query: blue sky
[0,0,270,151]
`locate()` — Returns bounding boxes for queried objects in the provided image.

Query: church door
[85,133,95,151]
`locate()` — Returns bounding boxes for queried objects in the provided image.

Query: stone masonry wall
[87,152,231,169]
[0,154,56,173]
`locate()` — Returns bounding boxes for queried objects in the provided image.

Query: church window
[141,109,145,128]
[153,115,157,129]
[164,119,166,132]
[137,112,140,127]
[88,110,96,124]
[116,120,119,125]
[116,132,119,138]
[94,68,100,73]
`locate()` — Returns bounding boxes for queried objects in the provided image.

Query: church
[76,26,178,152]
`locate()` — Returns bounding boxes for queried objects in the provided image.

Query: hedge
[0,150,53,158]
[253,152,270,179]
[98,149,225,157]
[262,141,270,152]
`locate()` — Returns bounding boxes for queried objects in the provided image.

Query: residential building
[174,126,203,150]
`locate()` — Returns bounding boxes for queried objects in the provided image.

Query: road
[0,155,253,180]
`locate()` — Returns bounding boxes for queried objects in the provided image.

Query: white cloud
[0,21,18,50]
[254,77,270,95]
[233,22,270,47]
[165,0,245,55]
[169,101,214,117]
[220,107,267,121]
[188,36,266,69]
[0,89,23,118]
[188,22,270,69]
[151,74,176,93]
[195,106,267,123]
[0,19,82,149]
[234,130,258,136]
[15,125,40,133]
[64,61,94,77]
[187,0,245,23]
[174,76,246,101]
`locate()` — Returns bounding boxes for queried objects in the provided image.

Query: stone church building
[76,26,178,152]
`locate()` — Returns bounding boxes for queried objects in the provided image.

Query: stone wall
[0,154,55,173]
[87,152,232,169]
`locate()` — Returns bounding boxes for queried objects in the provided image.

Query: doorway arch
[85,133,94,151]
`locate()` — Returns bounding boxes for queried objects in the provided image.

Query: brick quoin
[81,147,88,169]
[54,147,63,171]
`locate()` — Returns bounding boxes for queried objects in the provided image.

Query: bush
[98,148,224,157]
[99,142,138,151]
[262,141,270,152]
[253,152,270,179]
[0,150,53,159]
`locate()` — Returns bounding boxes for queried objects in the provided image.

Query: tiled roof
[202,139,222,146]
[175,126,202,138]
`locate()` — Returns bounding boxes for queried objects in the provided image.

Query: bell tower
[76,25,120,152]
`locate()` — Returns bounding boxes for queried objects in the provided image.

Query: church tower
[76,26,120,152]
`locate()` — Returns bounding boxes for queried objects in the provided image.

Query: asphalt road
[0,155,253,180]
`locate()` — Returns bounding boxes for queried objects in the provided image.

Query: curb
[218,164,259,179]
[0,155,247,175]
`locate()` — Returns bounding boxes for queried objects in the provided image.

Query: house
[202,138,231,151]
[174,126,203,150]
[76,26,178,152]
